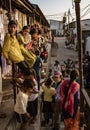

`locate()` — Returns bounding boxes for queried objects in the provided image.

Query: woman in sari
[60,69,80,130]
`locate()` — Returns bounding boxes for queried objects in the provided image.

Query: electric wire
[81,8,90,18]
[45,3,90,21]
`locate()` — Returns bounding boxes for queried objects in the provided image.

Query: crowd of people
[2,20,50,88]
[1,20,50,79]
[12,61,80,130]
[0,20,50,129]
[40,58,80,130]
[0,20,81,130]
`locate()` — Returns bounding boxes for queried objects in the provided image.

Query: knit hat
[54,71,62,77]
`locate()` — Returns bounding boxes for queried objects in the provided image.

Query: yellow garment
[20,45,36,68]
[17,33,31,45]
[17,33,36,68]
[42,85,55,102]
[17,33,26,46]
[2,33,24,63]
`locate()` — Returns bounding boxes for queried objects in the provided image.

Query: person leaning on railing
[2,20,31,76]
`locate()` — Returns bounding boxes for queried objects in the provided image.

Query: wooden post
[9,0,12,13]
[33,9,35,24]
[12,63,16,104]
[8,0,12,21]
[74,0,84,128]
[74,0,82,87]
[8,0,16,103]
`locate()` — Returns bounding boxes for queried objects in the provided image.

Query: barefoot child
[14,78,35,130]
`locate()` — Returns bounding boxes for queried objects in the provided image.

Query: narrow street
[50,37,78,68]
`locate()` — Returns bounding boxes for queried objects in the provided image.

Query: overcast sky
[30,0,90,21]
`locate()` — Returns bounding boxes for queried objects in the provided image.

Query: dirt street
[50,37,78,68]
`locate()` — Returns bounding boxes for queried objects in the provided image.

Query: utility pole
[62,12,66,35]
[74,0,84,129]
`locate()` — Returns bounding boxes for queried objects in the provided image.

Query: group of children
[1,20,50,129]
[1,20,49,79]
[14,69,39,130]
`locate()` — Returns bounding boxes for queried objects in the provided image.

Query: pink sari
[60,79,80,130]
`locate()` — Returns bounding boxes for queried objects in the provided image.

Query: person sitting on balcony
[40,45,48,63]
[17,25,36,68]
[2,20,31,76]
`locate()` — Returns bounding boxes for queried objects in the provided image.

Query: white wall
[50,20,60,30]
[81,19,90,31]
[50,20,63,35]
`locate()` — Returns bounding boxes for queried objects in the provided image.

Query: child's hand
[51,90,56,95]
[33,89,39,94]
[26,112,31,118]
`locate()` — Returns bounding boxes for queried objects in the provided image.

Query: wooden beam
[16,0,32,13]
[81,88,90,108]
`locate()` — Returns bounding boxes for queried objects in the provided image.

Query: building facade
[49,19,63,36]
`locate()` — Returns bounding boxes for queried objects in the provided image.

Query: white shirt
[53,64,61,73]
[28,80,38,101]
[14,90,28,114]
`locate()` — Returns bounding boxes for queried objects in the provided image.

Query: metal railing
[81,88,90,130]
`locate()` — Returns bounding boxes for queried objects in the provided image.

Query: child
[48,69,53,78]
[14,79,35,130]
[33,49,42,90]
[24,69,39,124]
[41,77,56,126]
[53,60,61,73]
[40,46,48,63]
[2,20,31,76]
[17,26,36,68]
